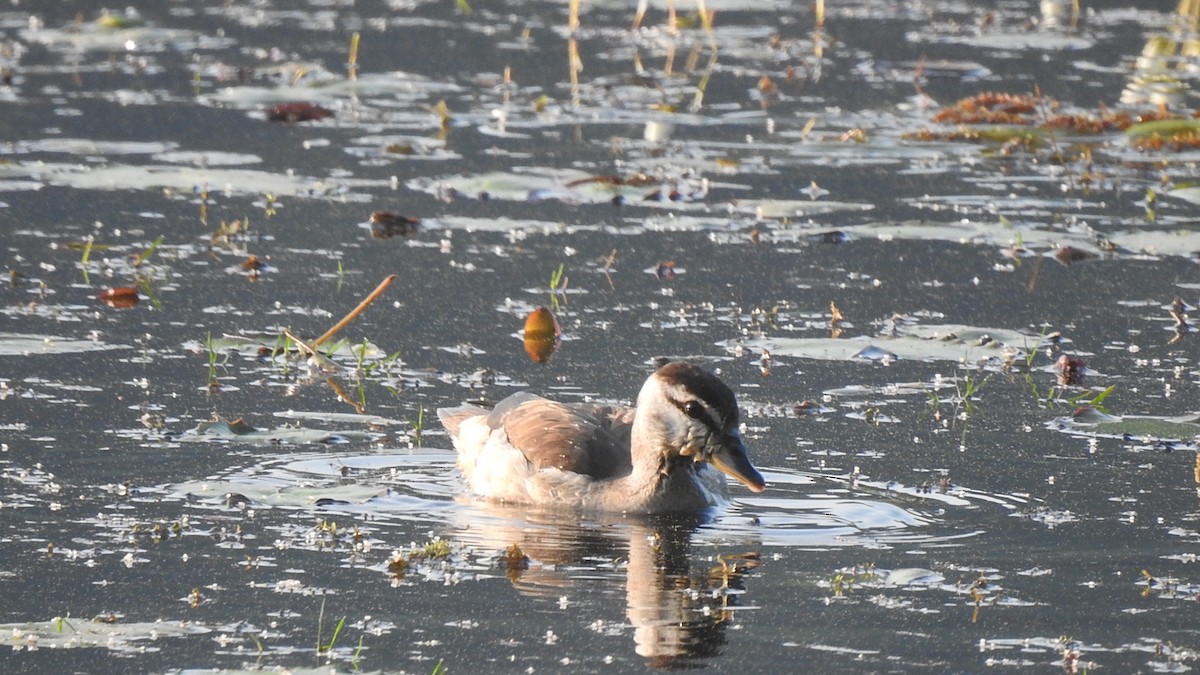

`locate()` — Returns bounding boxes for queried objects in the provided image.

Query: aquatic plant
[387,536,455,580]
[79,236,96,285]
[410,404,425,447]
[205,332,221,389]
[418,537,451,559]
[210,217,250,251]
[1067,384,1116,413]
[548,263,567,310]
[956,370,989,418]
[347,32,359,81]
[315,597,347,663]
[131,235,164,268]
[828,563,878,598]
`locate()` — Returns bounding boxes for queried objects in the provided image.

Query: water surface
[3,0,1200,672]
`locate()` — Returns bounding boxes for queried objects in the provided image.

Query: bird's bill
[711,435,766,493]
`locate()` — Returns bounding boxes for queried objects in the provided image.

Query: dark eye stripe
[671,398,721,434]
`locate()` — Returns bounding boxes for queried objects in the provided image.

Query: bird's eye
[683,401,705,419]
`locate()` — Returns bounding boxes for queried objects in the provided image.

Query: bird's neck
[592,414,714,513]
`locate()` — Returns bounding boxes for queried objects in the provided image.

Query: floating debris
[369,211,421,239]
[1053,246,1096,266]
[1055,354,1087,386]
[97,286,140,308]
[240,255,263,274]
[266,102,334,123]
[933,92,1046,126]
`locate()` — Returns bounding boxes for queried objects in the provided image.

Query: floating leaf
[1126,118,1200,151]
[1125,118,1200,140]
[266,102,334,123]
[884,568,945,587]
[722,323,1047,365]
[732,199,874,219]
[1053,406,1200,445]
[171,479,389,507]
[178,416,376,445]
[369,211,421,239]
[0,332,127,356]
[0,618,208,652]
[96,13,142,29]
[97,286,140,308]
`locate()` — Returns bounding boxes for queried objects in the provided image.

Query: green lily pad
[1059,408,1200,443]
[177,416,377,445]
[1125,118,1200,140]
[170,479,388,507]
[0,333,128,356]
[0,618,208,652]
[731,199,875,218]
[722,323,1047,364]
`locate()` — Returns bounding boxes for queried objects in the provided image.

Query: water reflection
[449,504,758,668]
[1120,1,1200,106]
[159,449,1012,668]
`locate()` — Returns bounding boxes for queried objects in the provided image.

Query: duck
[437,361,766,513]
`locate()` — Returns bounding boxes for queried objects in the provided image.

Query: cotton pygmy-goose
[438,362,766,513]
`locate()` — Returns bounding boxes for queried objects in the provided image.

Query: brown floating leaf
[932,91,1047,125]
[523,307,561,364]
[369,211,421,239]
[266,102,333,123]
[97,286,140,308]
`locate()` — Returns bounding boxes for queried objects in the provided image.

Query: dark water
[3,0,1200,672]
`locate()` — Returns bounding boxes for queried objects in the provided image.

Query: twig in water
[313,274,397,348]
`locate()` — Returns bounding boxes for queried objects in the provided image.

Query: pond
[3,0,1200,671]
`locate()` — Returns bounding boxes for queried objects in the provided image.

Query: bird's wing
[489,394,634,480]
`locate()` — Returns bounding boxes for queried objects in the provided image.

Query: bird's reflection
[448,503,760,668]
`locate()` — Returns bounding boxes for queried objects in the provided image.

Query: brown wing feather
[493,396,633,480]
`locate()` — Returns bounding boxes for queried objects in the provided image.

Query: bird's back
[438,393,636,504]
